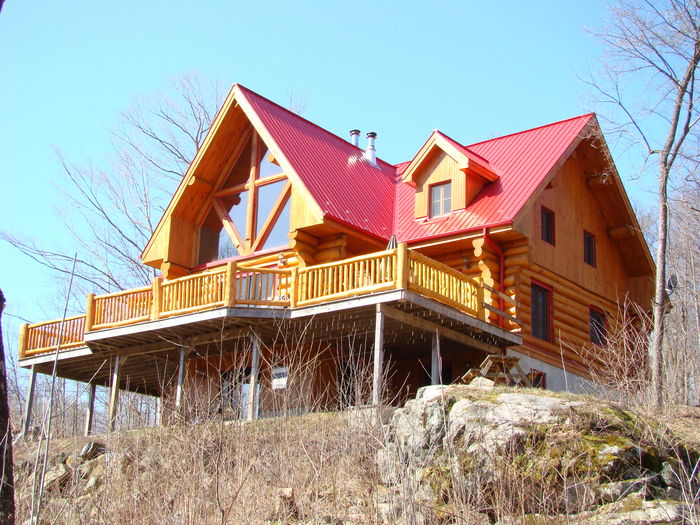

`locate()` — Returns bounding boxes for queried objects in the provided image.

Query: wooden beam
[378,303,499,354]
[482,303,520,326]
[84,383,96,436]
[212,197,245,251]
[108,355,123,432]
[372,305,384,405]
[21,365,37,439]
[246,333,260,421]
[246,134,259,245]
[607,224,636,240]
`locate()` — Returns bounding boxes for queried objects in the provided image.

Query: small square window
[584,231,596,267]
[589,308,607,346]
[531,282,552,342]
[429,182,452,218]
[541,207,555,245]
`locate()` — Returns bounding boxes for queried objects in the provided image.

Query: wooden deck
[19,245,516,360]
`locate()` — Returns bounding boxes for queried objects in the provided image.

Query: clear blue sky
[0,2,656,354]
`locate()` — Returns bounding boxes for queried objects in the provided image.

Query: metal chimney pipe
[365,132,377,166]
[349,129,360,147]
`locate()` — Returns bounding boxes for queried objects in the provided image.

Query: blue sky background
[0,2,657,363]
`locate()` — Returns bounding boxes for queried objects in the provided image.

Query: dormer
[402,131,500,219]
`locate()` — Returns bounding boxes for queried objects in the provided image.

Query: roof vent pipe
[365,132,377,166]
[349,129,360,147]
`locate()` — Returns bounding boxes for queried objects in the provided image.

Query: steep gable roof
[142,85,650,278]
[235,85,396,240]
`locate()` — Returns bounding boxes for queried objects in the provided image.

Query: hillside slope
[13,383,700,524]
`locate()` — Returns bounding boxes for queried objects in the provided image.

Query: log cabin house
[17,84,654,433]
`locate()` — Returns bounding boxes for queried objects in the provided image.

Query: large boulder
[377,384,699,520]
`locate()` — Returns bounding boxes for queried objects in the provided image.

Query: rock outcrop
[377,383,699,524]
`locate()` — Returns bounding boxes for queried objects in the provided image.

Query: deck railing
[407,251,484,319]
[294,249,397,307]
[92,286,153,330]
[21,315,87,358]
[160,268,227,318]
[19,244,511,359]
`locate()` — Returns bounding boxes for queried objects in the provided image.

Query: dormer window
[429,182,452,218]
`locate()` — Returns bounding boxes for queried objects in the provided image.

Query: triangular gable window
[197,133,291,265]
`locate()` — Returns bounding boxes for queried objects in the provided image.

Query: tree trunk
[650,164,670,408]
[0,290,16,523]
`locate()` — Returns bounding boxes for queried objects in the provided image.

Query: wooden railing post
[18,323,28,360]
[477,278,487,321]
[151,277,162,320]
[396,243,409,290]
[289,267,298,308]
[224,261,237,307]
[85,293,95,332]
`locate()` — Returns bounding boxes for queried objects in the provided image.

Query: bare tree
[2,75,223,298]
[0,291,15,524]
[0,75,223,436]
[590,0,700,406]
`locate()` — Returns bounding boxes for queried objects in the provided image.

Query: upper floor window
[541,207,555,245]
[589,307,607,347]
[531,282,552,342]
[429,182,452,218]
[583,230,596,267]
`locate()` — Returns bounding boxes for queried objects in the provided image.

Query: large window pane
[261,198,291,250]
[223,190,249,241]
[258,147,283,178]
[256,181,287,238]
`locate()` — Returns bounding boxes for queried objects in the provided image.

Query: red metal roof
[235,85,396,240]
[395,113,594,243]
[235,84,594,244]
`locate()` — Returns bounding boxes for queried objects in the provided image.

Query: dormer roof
[401,129,501,185]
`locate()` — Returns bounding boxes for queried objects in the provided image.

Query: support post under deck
[107,356,122,432]
[175,346,188,412]
[83,383,96,436]
[21,365,37,439]
[372,305,384,405]
[431,330,442,385]
[247,332,260,422]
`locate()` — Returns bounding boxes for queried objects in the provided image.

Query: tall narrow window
[589,307,607,346]
[583,230,596,267]
[429,182,452,218]
[541,207,555,245]
[531,282,552,342]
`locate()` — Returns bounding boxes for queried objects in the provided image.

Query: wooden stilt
[107,356,122,432]
[372,305,384,405]
[431,330,442,385]
[175,346,188,412]
[21,365,37,439]
[83,383,96,436]
[246,333,260,421]
[155,396,162,427]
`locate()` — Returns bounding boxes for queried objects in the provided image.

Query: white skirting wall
[506,348,591,394]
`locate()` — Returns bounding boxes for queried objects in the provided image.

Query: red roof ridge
[234,83,395,170]
[466,112,596,148]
